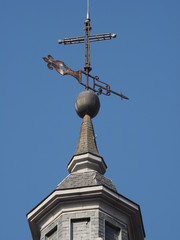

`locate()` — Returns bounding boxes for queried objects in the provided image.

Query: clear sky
[1,0,180,239]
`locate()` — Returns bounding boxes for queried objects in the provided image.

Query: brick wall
[40,210,99,240]
[105,222,120,240]
[71,218,90,240]
[40,209,129,240]
[99,211,129,240]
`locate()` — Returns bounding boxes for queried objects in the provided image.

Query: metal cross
[43,0,129,100]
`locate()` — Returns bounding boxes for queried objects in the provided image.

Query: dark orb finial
[75,91,100,118]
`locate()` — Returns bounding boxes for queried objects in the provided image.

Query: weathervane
[43,0,129,100]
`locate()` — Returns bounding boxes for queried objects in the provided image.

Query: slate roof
[57,171,117,192]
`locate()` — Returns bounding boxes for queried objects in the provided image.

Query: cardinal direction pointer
[43,55,129,100]
[43,55,82,83]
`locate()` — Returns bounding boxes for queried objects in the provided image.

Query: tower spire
[74,90,100,156]
[67,90,107,175]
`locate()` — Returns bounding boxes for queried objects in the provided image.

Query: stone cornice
[27,185,145,240]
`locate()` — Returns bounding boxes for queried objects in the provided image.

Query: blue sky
[1,0,180,239]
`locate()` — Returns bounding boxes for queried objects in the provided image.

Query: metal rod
[84,17,92,90]
[81,70,129,99]
[87,0,90,19]
[58,33,116,45]
[82,71,109,86]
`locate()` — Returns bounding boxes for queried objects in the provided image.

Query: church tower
[27,1,145,240]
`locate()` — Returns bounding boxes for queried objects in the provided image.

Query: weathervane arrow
[43,55,82,83]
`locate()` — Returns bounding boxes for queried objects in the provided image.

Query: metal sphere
[75,91,100,119]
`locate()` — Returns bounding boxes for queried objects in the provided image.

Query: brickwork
[122,229,129,240]
[45,227,57,240]
[41,222,58,240]
[40,209,129,240]
[40,209,99,240]
[71,218,90,240]
[105,223,120,240]
[99,211,129,240]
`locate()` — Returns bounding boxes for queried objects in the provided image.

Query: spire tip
[87,0,90,19]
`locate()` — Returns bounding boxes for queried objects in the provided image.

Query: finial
[87,0,90,19]
[75,91,100,119]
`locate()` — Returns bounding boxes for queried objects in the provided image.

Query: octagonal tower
[27,91,145,240]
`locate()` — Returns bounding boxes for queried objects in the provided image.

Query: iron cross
[43,0,129,100]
